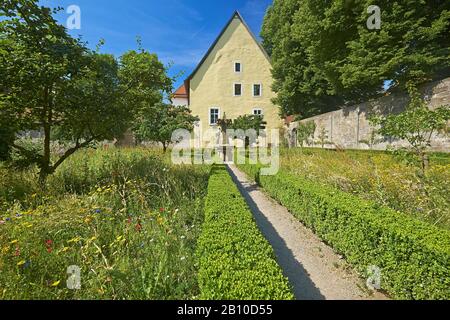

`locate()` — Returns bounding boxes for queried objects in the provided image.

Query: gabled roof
[186,10,271,82]
[172,84,188,98]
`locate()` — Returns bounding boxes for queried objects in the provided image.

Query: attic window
[234,62,241,73]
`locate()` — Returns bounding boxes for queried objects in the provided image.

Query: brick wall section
[288,77,450,152]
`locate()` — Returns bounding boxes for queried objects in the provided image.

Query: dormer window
[234,61,241,73]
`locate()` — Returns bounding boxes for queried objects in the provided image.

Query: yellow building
[173,11,282,133]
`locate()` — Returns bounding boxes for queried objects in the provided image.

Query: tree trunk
[40,87,53,186]
[421,152,429,175]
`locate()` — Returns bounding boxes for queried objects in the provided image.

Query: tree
[261,0,450,119]
[0,113,15,161]
[261,0,342,119]
[0,0,171,182]
[371,84,450,174]
[316,127,330,149]
[230,114,267,132]
[359,129,382,150]
[296,121,316,147]
[134,104,198,153]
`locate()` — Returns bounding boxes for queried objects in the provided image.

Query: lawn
[0,148,210,299]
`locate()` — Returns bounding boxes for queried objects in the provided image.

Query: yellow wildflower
[68,237,81,244]
[10,240,18,245]
[51,280,61,287]
[17,260,26,266]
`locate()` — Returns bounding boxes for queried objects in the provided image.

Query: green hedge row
[238,164,450,300]
[196,165,294,300]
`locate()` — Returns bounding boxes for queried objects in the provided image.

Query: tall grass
[0,148,209,299]
[281,148,450,229]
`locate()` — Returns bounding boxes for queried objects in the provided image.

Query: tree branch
[51,137,97,172]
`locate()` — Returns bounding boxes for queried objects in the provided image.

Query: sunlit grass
[0,148,209,299]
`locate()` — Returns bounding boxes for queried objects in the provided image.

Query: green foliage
[0,116,15,161]
[296,121,316,147]
[230,114,267,132]
[371,85,450,174]
[134,104,198,152]
[0,148,210,299]
[279,148,450,228]
[0,1,172,180]
[239,163,450,300]
[261,0,450,118]
[196,165,294,300]
[316,127,331,149]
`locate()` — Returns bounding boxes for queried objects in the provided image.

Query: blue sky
[41,0,273,91]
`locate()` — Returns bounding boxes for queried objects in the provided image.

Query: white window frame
[253,83,262,97]
[253,108,263,116]
[233,83,243,97]
[234,61,242,73]
[209,107,220,126]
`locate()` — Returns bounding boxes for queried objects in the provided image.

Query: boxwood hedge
[239,164,450,300]
[196,165,294,300]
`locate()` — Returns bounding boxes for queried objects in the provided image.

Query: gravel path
[227,165,388,300]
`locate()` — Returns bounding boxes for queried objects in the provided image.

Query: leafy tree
[371,84,450,174]
[134,104,198,153]
[0,0,171,182]
[359,129,382,150]
[316,127,330,149]
[0,113,15,161]
[296,121,316,147]
[261,0,342,119]
[262,0,450,118]
[230,114,267,132]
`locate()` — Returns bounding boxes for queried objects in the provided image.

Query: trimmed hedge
[239,164,450,300]
[196,165,294,300]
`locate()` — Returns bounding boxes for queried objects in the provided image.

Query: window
[253,108,263,116]
[253,84,262,97]
[234,62,241,73]
[234,83,242,96]
[209,108,219,125]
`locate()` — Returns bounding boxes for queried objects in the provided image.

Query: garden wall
[288,77,450,152]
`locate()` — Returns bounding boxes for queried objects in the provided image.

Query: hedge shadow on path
[227,166,325,300]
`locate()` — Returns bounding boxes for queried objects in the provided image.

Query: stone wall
[288,77,450,152]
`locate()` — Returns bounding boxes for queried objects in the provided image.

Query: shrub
[196,165,294,300]
[239,164,450,300]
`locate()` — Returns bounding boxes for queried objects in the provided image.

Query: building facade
[172,11,282,134]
